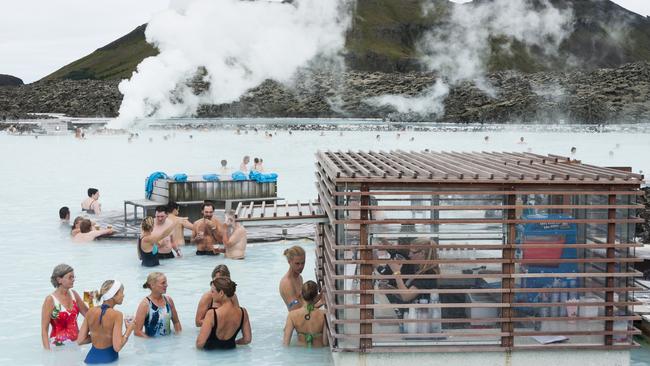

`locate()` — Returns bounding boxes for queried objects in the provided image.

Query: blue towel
[202,173,219,182]
[145,171,169,199]
[231,171,248,181]
[173,173,188,182]
[249,170,278,183]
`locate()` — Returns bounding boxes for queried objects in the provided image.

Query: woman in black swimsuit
[138,217,180,267]
[196,278,251,350]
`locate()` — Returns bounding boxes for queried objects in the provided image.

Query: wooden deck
[93,199,327,243]
[234,199,328,227]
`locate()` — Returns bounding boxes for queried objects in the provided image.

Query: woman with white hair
[77,280,135,364]
[41,264,89,349]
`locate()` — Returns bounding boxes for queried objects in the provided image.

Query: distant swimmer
[571,147,577,154]
[279,246,306,311]
[72,219,114,243]
[59,206,70,225]
[81,188,102,215]
[41,264,88,349]
[218,160,232,177]
[410,137,414,142]
[396,133,401,139]
[192,202,224,256]
[222,210,247,260]
[376,134,380,140]
[253,157,261,172]
[167,202,194,248]
[133,272,182,338]
[152,206,181,259]
[484,136,489,142]
[288,130,292,135]
[518,136,526,144]
[71,216,84,237]
[77,280,135,363]
[239,156,250,173]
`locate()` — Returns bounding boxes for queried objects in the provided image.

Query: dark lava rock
[0,74,24,87]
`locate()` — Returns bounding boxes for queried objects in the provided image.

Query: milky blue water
[1,119,648,365]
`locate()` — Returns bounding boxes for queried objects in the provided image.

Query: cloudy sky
[1,0,649,83]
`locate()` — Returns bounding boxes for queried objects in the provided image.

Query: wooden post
[605,191,616,345]
[501,193,516,348]
[359,184,373,350]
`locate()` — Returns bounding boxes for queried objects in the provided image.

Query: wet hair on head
[155,205,167,214]
[96,280,123,302]
[211,277,237,297]
[211,264,231,279]
[167,202,179,213]
[201,201,215,211]
[254,157,259,164]
[72,216,83,231]
[50,264,74,288]
[220,159,227,167]
[141,216,154,232]
[59,206,70,219]
[87,188,98,197]
[283,245,305,260]
[143,272,165,289]
[80,219,92,233]
[301,280,319,303]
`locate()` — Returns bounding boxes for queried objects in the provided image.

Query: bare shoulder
[43,294,54,306]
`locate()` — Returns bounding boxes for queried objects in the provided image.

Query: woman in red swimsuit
[41,264,89,349]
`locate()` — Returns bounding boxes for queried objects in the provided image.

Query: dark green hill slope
[41,0,650,81]
[42,24,158,81]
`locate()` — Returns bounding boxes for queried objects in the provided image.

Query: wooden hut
[314,151,643,363]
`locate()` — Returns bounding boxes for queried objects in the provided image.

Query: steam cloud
[110,0,352,128]
[369,0,574,118]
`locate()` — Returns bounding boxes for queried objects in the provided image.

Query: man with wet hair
[166,202,193,248]
[81,188,101,215]
[192,202,225,255]
[59,206,70,224]
[152,205,180,259]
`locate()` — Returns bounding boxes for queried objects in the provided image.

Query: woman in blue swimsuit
[134,272,182,337]
[139,217,180,267]
[77,280,135,364]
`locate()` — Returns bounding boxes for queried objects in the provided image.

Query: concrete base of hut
[332,349,630,366]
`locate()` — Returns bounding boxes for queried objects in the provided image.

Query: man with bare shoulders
[166,202,193,248]
[72,219,114,243]
[279,246,306,311]
[222,210,247,259]
[152,206,181,259]
[192,202,224,256]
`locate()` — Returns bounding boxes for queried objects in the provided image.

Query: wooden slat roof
[317,151,644,185]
